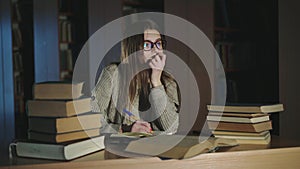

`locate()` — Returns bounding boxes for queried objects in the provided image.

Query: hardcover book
[207,114,270,123]
[28,113,102,134]
[212,130,269,137]
[208,112,269,118]
[207,120,272,132]
[15,135,105,160]
[33,81,84,100]
[27,97,91,117]
[207,104,284,113]
[213,131,271,145]
[28,128,100,143]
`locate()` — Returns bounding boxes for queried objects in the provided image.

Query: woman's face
[142,29,163,64]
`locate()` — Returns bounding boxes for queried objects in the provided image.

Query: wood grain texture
[5,147,300,169]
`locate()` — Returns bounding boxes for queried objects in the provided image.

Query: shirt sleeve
[91,64,120,133]
[148,80,180,134]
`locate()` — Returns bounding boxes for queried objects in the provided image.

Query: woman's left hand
[149,52,166,87]
[131,120,152,133]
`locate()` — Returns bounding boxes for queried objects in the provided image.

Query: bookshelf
[214,0,279,135]
[214,0,279,105]
[121,0,164,33]
[11,0,25,115]
[58,0,88,81]
[122,0,164,15]
[10,0,34,140]
[11,0,26,140]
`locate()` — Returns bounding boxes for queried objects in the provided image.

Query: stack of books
[14,81,105,160]
[206,104,284,145]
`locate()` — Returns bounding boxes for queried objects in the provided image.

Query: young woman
[91,20,180,134]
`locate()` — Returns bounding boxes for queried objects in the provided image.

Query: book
[207,120,272,132]
[33,81,84,100]
[208,112,268,118]
[28,113,102,133]
[214,131,271,145]
[212,130,269,137]
[12,23,23,47]
[207,104,284,113]
[15,135,105,160]
[207,114,270,123]
[125,135,238,159]
[27,98,91,117]
[28,128,100,143]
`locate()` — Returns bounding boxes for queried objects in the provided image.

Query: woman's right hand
[131,120,152,133]
[149,52,166,87]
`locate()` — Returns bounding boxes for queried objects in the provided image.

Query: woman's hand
[131,120,152,133]
[149,52,166,87]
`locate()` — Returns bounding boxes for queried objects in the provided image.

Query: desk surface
[2,135,300,169]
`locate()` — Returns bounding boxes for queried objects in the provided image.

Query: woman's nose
[152,45,160,53]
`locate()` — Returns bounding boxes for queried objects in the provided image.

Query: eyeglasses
[143,39,166,51]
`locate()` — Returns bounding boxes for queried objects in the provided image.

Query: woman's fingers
[158,52,166,63]
[149,53,165,70]
[132,120,152,133]
[148,52,165,87]
[135,121,151,131]
[136,120,151,129]
[132,125,151,133]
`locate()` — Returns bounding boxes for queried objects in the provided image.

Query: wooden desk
[2,136,300,169]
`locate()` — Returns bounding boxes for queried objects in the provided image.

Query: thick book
[28,113,102,134]
[208,112,268,118]
[15,135,105,160]
[207,104,284,113]
[212,130,270,137]
[125,135,238,159]
[207,120,272,132]
[27,98,91,117]
[213,131,271,145]
[207,114,270,123]
[33,81,84,100]
[28,128,100,143]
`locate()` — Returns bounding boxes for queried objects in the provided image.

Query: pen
[123,108,153,133]
[123,108,139,121]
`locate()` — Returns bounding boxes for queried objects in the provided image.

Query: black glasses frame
[143,39,167,51]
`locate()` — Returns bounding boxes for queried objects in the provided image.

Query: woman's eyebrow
[155,38,162,42]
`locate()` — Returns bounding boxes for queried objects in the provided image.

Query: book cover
[28,128,100,143]
[15,135,105,160]
[28,113,102,134]
[208,112,267,118]
[213,131,271,145]
[212,130,269,137]
[207,114,270,123]
[207,104,284,113]
[207,120,272,133]
[27,97,91,117]
[33,81,84,100]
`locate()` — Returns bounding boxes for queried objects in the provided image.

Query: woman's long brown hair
[118,20,175,111]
